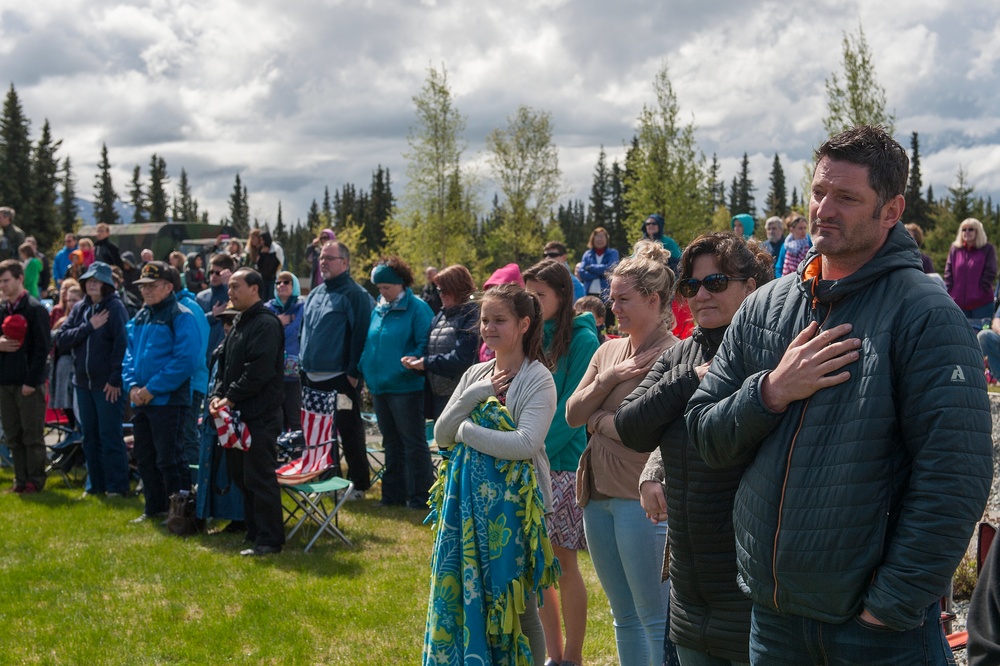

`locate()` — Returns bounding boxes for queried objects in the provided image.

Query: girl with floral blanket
[425,283,559,666]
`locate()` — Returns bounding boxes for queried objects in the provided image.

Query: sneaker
[20,482,39,495]
[240,544,282,556]
[129,512,165,524]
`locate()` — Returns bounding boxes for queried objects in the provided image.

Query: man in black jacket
[93,223,123,269]
[209,268,285,556]
[0,259,51,493]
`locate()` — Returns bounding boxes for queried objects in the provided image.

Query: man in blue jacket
[300,241,373,496]
[686,125,992,664]
[122,262,201,523]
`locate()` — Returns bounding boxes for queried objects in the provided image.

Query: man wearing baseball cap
[122,261,201,523]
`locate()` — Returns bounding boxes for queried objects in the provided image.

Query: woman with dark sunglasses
[616,232,773,666]
[264,271,304,431]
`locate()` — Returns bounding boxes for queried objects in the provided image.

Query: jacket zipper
[771,289,832,611]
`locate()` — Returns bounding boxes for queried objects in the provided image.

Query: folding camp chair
[361,411,385,485]
[277,387,351,550]
[282,476,354,552]
[45,419,84,488]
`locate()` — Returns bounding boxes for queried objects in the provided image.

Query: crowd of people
[1,124,999,665]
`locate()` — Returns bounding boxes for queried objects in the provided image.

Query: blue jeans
[132,405,189,516]
[749,601,955,665]
[675,644,748,666]
[978,328,1000,376]
[583,497,669,666]
[76,387,130,495]
[373,391,435,508]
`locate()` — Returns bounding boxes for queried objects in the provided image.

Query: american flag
[213,406,252,451]
[276,386,336,482]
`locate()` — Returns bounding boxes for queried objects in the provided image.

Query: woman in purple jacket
[945,218,997,325]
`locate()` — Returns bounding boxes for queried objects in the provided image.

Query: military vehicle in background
[76,222,239,261]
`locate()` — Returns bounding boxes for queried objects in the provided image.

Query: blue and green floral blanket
[423,397,560,666]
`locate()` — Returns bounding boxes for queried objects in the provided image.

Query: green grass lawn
[0,467,619,665]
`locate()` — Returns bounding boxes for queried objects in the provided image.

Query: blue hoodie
[641,214,682,269]
[731,213,756,239]
[264,274,304,382]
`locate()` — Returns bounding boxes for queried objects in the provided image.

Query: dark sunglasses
[676,274,748,298]
[277,280,292,285]
[543,252,562,259]
[209,270,224,276]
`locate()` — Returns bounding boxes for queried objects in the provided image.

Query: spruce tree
[148,154,169,222]
[93,143,120,225]
[608,159,628,254]
[903,132,929,228]
[322,186,332,226]
[588,147,611,231]
[306,199,321,232]
[706,154,725,210]
[274,202,288,246]
[0,84,33,220]
[59,157,78,233]
[175,168,198,221]
[30,119,62,250]
[765,153,788,218]
[228,174,249,235]
[129,166,147,224]
[366,165,393,253]
[733,153,756,217]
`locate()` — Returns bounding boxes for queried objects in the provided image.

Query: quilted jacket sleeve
[863,301,992,630]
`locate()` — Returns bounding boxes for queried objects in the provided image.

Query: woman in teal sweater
[524,258,600,666]
[359,257,434,509]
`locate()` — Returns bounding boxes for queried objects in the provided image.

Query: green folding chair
[282,476,354,552]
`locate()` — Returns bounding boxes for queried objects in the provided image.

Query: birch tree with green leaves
[392,64,478,270]
[823,24,895,137]
[485,105,561,265]
[623,62,711,247]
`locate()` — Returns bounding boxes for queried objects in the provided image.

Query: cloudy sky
[3,0,1000,227]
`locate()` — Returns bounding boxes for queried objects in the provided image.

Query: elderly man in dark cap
[122,261,201,524]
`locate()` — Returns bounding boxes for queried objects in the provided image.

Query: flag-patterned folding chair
[276,387,336,484]
[278,386,353,551]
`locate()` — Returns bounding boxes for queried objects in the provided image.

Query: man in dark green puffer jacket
[686,125,993,665]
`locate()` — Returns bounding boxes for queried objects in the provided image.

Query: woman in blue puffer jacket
[577,226,620,300]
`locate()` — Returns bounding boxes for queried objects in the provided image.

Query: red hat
[2,314,27,342]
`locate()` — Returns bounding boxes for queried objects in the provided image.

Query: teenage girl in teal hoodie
[523,258,600,666]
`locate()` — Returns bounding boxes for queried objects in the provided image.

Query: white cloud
[0,0,998,225]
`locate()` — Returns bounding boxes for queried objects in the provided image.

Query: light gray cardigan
[434,357,557,510]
